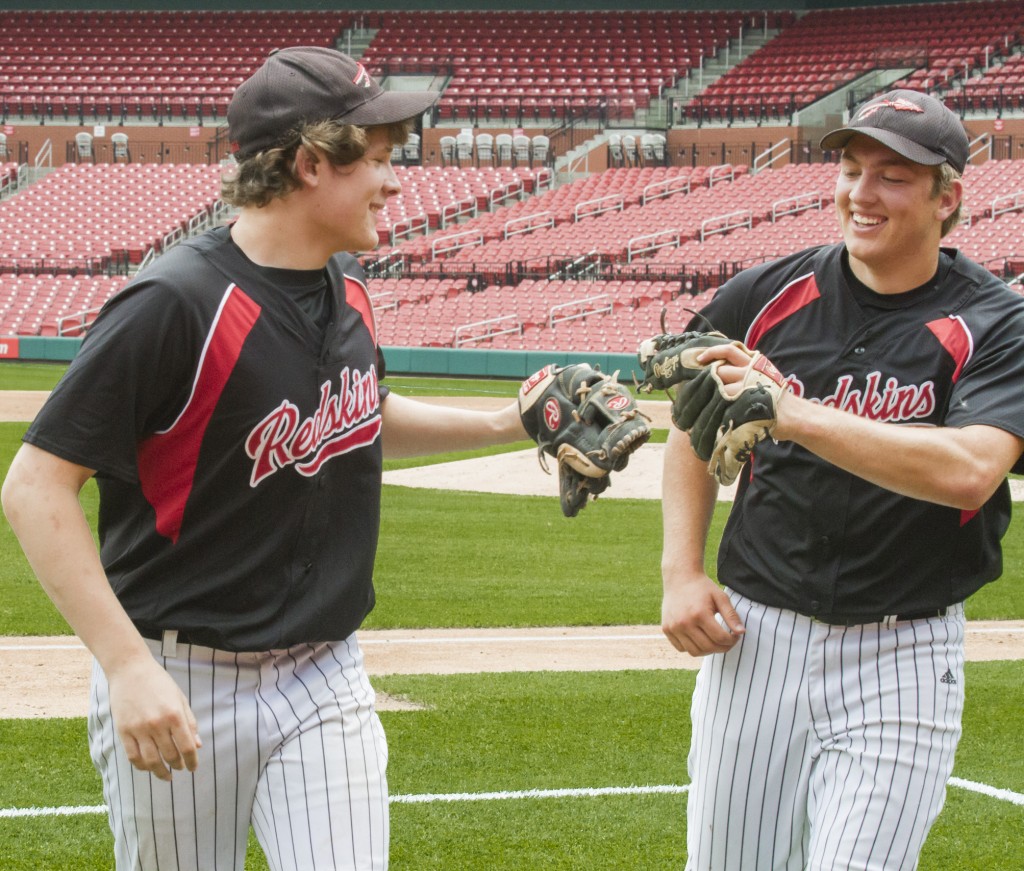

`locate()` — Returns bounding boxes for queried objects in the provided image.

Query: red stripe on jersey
[137,285,262,543]
[746,273,820,349]
[961,508,979,526]
[925,315,973,383]
[344,274,377,345]
[928,316,974,525]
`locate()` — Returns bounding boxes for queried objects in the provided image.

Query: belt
[811,607,948,627]
[136,625,210,647]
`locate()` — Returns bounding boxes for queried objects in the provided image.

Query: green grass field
[0,363,1021,869]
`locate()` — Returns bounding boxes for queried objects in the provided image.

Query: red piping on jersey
[924,315,978,527]
[745,272,821,349]
[344,274,377,345]
[925,315,973,384]
[137,285,262,543]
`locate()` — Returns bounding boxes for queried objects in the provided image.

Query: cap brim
[337,89,438,127]
[819,127,945,166]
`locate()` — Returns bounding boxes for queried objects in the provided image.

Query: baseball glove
[519,363,651,516]
[635,329,734,395]
[673,347,789,486]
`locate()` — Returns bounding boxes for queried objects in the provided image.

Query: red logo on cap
[352,63,373,89]
[856,97,924,120]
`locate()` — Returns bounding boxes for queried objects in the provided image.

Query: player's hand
[693,342,759,398]
[106,657,202,781]
[661,572,745,657]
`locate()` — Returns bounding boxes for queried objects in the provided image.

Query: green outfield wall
[4,336,638,379]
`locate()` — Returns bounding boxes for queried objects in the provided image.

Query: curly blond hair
[221,118,410,208]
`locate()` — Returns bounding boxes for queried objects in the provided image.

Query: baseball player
[0,47,647,871]
[655,90,1024,869]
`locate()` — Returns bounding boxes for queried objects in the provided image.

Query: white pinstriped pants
[685,591,965,871]
[88,634,389,871]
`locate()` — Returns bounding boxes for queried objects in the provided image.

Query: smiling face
[835,134,961,293]
[310,126,402,255]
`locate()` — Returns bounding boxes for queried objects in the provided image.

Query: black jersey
[24,226,388,650]
[699,242,1024,620]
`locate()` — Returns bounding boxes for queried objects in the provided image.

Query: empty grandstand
[1,2,1023,358]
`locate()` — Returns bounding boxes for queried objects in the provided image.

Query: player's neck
[230,203,331,271]
[846,249,941,296]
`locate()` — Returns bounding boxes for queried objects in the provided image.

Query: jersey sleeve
[693,268,763,341]
[332,252,390,398]
[23,266,209,482]
[943,304,1024,464]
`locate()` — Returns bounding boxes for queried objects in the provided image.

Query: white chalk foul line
[3,778,1021,819]
[390,784,689,804]
[1,804,107,818]
[948,777,1024,806]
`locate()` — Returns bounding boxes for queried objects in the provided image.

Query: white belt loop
[161,629,179,658]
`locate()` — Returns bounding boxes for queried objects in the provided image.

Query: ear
[935,176,963,223]
[293,145,322,187]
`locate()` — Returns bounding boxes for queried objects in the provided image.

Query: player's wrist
[768,387,802,443]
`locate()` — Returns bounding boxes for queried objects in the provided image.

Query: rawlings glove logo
[543,397,561,431]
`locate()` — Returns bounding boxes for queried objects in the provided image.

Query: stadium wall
[3,336,638,379]
[12,118,1021,172]
[0,1,932,10]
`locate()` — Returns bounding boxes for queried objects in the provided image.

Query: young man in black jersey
[659,90,1024,869]
[2,47,534,870]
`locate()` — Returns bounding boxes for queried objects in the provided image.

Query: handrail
[489,179,523,209]
[430,229,484,261]
[369,291,398,312]
[991,189,1024,219]
[753,138,790,174]
[574,193,624,222]
[56,305,102,337]
[34,138,53,171]
[771,192,822,222]
[453,314,521,347]
[549,250,599,281]
[439,196,477,228]
[641,175,691,205]
[390,213,428,245]
[969,131,992,164]
[548,294,613,328]
[627,229,681,262]
[707,163,737,187]
[503,211,554,240]
[700,209,752,241]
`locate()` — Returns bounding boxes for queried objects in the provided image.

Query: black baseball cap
[228,46,438,159]
[820,89,968,174]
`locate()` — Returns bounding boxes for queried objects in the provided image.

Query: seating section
[361,10,768,124]
[395,163,836,273]
[0,10,347,122]
[0,163,223,275]
[3,3,1024,344]
[0,275,126,337]
[1,5,1022,127]
[945,159,1024,272]
[379,166,545,244]
[689,0,1024,123]
[372,160,1024,352]
[7,154,1024,343]
[0,163,224,336]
